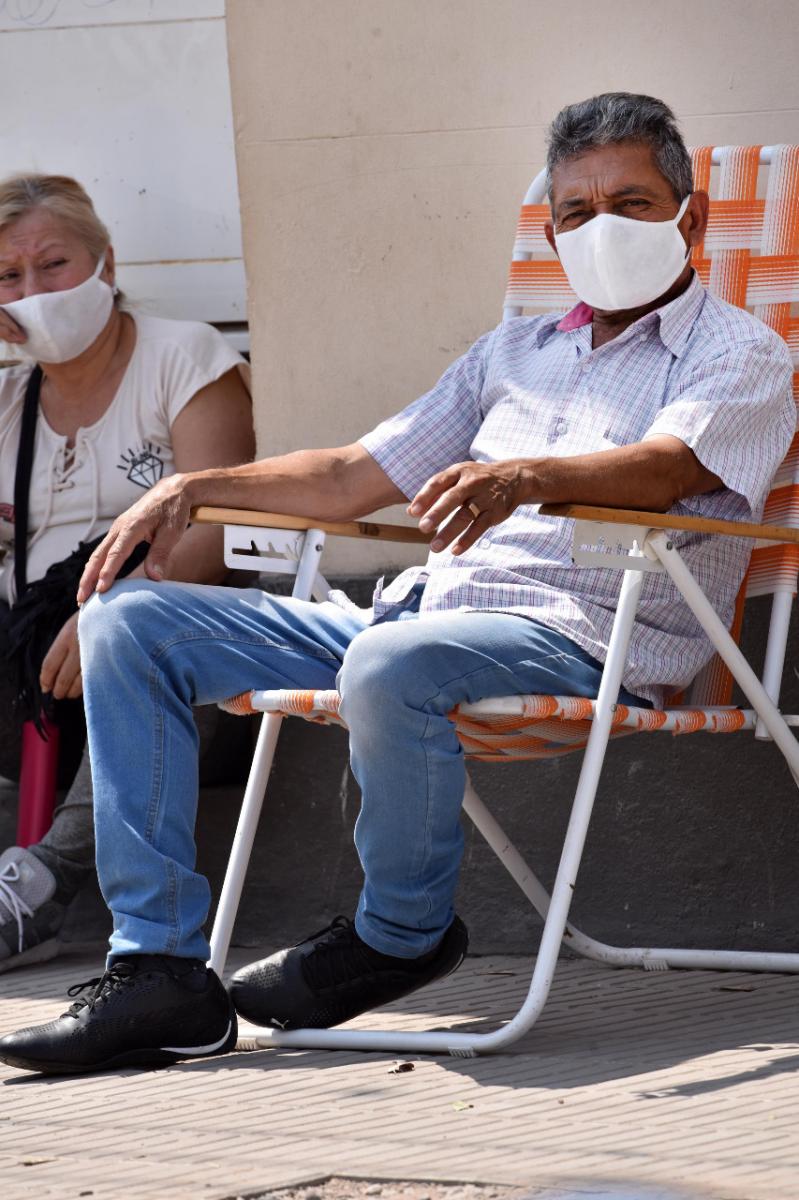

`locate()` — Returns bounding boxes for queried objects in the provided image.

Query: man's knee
[78,580,168,663]
[339,622,442,714]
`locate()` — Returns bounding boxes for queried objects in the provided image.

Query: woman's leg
[0,600,91,969]
[34,746,93,868]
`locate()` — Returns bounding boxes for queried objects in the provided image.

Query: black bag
[6,368,147,729]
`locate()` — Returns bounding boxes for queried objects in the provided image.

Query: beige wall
[226,0,799,573]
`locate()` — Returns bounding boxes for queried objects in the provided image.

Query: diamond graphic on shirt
[118,442,165,489]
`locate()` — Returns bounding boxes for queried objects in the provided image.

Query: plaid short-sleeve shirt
[354,274,795,707]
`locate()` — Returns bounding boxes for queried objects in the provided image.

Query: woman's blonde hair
[0,174,110,259]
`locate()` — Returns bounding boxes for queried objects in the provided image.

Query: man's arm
[77,443,405,602]
[409,435,722,554]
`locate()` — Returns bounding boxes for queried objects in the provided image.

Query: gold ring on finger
[467,501,482,520]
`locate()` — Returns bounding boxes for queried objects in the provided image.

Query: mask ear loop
[674,194,692,221]
[675,194,692,262]
[95,249,119,297]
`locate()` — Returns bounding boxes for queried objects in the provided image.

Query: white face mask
[0,254,114,363]
[554,195,691,312]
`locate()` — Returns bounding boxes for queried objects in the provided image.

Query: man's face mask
[554,195,691,312]
[0,254,114,364]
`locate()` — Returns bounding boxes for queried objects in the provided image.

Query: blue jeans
[78,579,645,962]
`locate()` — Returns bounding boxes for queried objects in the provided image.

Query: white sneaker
[0,846,64,973]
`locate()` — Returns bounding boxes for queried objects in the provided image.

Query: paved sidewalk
[1,947,797,1200]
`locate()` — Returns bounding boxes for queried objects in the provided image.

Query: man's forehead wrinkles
[558,182,659,206]
[611,183,660,197]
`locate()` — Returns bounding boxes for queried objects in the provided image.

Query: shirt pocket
[547,422,623,456]
[594,431,623,452]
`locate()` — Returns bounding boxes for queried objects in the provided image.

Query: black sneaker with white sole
[0,955,237,1075]
[230,914,468,1030]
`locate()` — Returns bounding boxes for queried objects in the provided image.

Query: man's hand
[40,612,82,700]
[407,439,723,555]
[77,474,193,603]
[409,459,531,554]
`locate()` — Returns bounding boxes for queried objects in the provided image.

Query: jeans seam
[150,630,341,665]
[165,858,178,956]
[146,657,166,845]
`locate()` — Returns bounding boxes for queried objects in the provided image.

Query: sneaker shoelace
[301,916,384,992]
[0,862,34,953]
[64,962,138,1018]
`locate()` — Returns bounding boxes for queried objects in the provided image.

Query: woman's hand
[0,308,26,346]
[77,473,194,603]
[408,459,534,554]
[40,612,82,700]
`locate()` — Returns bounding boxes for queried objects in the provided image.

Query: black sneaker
[0,955,237,1075]
[230,915,468,1030]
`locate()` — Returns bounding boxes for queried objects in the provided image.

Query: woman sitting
[0,174,255,970]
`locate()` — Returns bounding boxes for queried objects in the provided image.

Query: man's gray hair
[546,93,693,201]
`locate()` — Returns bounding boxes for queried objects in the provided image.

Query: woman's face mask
[554,195,692,313]
[0,254,114,364]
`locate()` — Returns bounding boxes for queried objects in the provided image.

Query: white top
[0,312,248,604]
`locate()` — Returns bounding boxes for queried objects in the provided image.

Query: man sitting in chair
[1,92,793,1075]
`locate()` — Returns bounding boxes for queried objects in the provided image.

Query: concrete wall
[226,0,799,573]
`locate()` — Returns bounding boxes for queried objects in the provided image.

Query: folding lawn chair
[194,145,799,1057]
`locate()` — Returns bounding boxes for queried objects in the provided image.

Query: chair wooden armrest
[190,505,431,545]
[539,503,799,546]
[193,502,799,546]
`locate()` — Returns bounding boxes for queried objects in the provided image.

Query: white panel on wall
[0,0,244,326]
[118,259,247,324]
[0,0,224,32]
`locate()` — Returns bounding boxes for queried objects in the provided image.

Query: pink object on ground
[16,718,60,848]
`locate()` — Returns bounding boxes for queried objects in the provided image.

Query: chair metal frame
[198,145,799,1056]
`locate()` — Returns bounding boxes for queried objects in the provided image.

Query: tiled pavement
[1,947,798,1200]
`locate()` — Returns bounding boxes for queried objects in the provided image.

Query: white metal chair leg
[208,713,283,976]
[462,777,674,968]
[464,776,799,973]
[248,564,646,1055]
[649,532,799,780]
[209,528,327,976]
[755,590,793,741]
